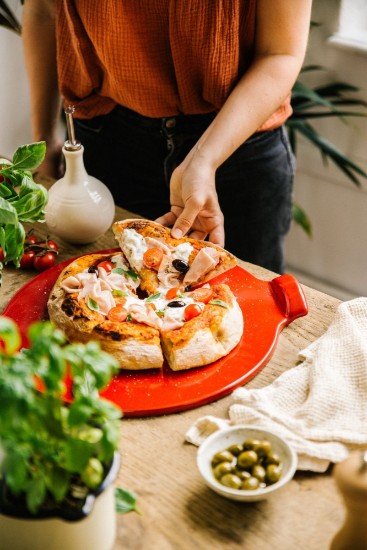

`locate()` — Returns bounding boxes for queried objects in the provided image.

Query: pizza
[47,219,244,371]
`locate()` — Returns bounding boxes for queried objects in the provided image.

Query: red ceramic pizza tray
[2,250,308,417]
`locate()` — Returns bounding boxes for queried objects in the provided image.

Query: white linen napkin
[186,298,367,472]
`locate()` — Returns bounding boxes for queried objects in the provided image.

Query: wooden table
[0,195,344,550]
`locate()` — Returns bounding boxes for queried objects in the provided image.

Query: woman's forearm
[22,0,61,144]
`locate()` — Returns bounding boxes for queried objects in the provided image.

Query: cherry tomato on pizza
[107,305,128,322]
[165,287,182,300]
[188,287,213,304]
[184,303,202,321]
[33,251,57,272]
[97,260,115,273]
[143,248,163,270]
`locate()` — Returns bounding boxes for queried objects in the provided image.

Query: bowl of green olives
[197,426,297,502]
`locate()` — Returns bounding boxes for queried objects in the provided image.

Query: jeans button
[165,118,176,129]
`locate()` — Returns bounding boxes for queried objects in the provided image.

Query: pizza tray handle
[270,273,308,322]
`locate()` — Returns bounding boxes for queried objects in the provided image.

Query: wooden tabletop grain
[0,183,344,550]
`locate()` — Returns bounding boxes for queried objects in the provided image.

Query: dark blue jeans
[74,106,295,273]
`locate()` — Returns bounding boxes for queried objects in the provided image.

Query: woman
[22,0,313,272]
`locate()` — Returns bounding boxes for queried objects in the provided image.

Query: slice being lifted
[47,219,243,371]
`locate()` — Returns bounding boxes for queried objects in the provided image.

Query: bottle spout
[64,105,82,151]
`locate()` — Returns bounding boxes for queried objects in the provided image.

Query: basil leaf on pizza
[47,219,243,371]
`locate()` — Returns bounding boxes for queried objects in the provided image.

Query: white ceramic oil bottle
[330,450,367,550]
[45,106,115,244]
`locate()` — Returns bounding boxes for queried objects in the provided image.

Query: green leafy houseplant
[0,316,138,520]
[0,141,49,284]
[286,66,367,236]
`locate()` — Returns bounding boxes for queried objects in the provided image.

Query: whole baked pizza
[47,219,244,371]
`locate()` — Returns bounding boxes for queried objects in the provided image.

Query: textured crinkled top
[56,0,291,130]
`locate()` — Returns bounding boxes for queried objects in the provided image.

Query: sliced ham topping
[98,268,138,293]
[82,279,116,315]
[145,236,172,255]
[157,254,182,288]
[129,303,162,329]
[61,275,84,293]
[183,247,220,285]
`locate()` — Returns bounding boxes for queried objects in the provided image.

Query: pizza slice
[112,218,237,294]
[47,252,164,370]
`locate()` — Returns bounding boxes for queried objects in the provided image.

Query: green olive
[266,464,283,484]
[220,473,242,489]
[237,450,258,468]
[254,440,273,458]
[241,476,260,490]
[227,444,243,456]
[211,450,234,466]
[236,469,251,481]
[213,461,234,479]
[243,438,261,450]
[265,452,281,466]
[252,464,266,482]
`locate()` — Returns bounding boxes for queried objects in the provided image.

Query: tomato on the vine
[0,247,5,262]
[20,250,36,269]
[40,239,59,252]
[25,234,38,247]
[33,252,57,272]
[97,260,114,273]
[184,303,202,321]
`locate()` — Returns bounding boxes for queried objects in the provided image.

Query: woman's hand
[156,154,225,247]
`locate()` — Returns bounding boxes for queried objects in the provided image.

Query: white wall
[0,0,31,159]
[285,0,367,299]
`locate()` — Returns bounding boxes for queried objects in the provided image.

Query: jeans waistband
[114,105,217,133]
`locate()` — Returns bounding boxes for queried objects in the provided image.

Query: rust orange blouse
[56,0,291,131]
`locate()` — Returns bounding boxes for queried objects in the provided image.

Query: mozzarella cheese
[119,228,148,272]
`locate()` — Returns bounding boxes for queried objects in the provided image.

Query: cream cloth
[186,298,367,472]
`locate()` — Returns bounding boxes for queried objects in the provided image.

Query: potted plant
[0,316,138,550]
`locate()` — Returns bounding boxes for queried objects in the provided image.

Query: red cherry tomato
[189,287,213,304]
[184,303,202,321]
[25,234,38,246]
[97,260,114,273]
[0,247,5,262]
[20,250,36,269]
[143,248,164,270]
[33,251,57,272]
[39,239,59,252]
[107,305,128,322]
[165,287,182,300]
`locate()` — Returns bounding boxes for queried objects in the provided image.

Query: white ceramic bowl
[197,426,297,502]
